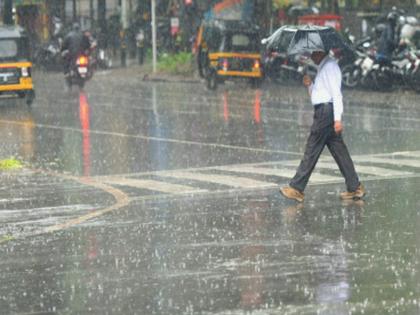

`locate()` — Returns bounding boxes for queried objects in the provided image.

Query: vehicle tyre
[78,80,85,89]
[342,64,360,88]
[250,78,262,88]
[268,60,286,83]
[197,52,205,78]
[197,49,210,79]
[373,67,393,91]
[65,77,72,92]
[206,70,218,90]
[26,90,35,106]
[410,68,420,93]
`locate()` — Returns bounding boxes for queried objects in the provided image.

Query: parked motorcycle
[408,50,420,93]
[34,38,63,70]
[341,39,377,89]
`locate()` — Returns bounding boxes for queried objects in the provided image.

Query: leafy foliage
[0,158,23,170]
[157,52,193,75]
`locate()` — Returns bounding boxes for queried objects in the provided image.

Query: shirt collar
[317,55,330,71]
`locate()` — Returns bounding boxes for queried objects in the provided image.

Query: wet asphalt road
[1,69,420,314]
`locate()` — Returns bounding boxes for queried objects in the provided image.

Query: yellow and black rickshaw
[196,19,263,90]
[0,26,35,105]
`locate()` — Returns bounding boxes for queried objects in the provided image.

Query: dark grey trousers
[289,103,360,193]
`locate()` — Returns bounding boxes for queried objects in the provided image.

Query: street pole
[90,0,94,27]
[121,0,128,29]
[73,0,77,22]
[121,0,129,67]
[3,0,13,25]
[151,0,157,73]
[98,0,106,29]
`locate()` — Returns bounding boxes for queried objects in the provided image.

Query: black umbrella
[261,25,298,50]
[287,25,354,56]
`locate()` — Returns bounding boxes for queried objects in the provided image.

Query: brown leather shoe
[340,184,366,200]
[280,186,304,203]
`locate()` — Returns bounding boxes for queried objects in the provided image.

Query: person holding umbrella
[280,26,365,203]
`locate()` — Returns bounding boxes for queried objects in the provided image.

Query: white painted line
[281,159,413,177]
[217,165,296,178]
[158,171,277,189]
[390,151,420,158]
[0,119,302,156]
[315,161,411,177]
[216,165,340,182]
[354,156,420,169]
[104,177,207,194]
[270,161,342,182]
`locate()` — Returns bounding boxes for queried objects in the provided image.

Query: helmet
[406,16,418,26]
[72,22,80,31]
[398,16,406,25]
[387,11,398,23]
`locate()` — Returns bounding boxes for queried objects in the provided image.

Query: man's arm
[325,62,344,133]
[303,75,313,96]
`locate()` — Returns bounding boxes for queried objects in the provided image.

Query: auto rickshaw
[196,19,263,90]
[0,26,35,105]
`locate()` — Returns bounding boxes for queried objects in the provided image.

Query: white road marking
[0,118,302,156]
[158,171,277,189]
[281,160,412,177]
[103,177,207,194]
[215,165,341,182]
[354,156,420,168]
[390,151,420,158]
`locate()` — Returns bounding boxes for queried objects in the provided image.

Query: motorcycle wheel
[78,80,85,89]
[342,64,360,88]
[373,67,393,91]
[409,68,420,93]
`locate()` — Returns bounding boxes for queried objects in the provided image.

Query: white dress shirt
[309,56,343,121]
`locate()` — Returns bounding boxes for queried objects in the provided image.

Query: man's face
[311,51,327,65]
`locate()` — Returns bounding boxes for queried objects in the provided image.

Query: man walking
[280,50,365,202]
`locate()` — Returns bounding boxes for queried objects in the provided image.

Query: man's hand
[303,75,312,87]
[334,120,343,134]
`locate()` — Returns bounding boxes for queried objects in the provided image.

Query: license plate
[231,59,240,68]
[78,67,88,74]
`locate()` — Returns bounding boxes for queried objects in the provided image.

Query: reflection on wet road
[0,71,420,314]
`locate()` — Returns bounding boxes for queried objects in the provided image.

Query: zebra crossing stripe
[216,165,341,183]
[98,150,420,196]
[281,159,412,177]
[103,177,207,194]
[315,161,412,177]
[390,151,420,158]
[158,171,277,189]
[354,156,420,169]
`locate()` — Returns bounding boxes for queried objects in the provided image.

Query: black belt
[314,102,333,109]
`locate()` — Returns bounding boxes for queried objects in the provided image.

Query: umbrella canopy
[287,25,353,56]
[261,25,298,50]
